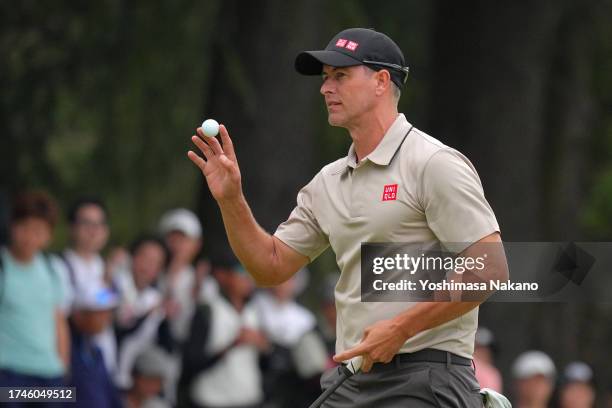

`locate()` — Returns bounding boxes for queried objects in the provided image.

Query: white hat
[158,208,202,239]
[563,361,593,383]
[132,346,170,378]
[475,327,495,347]
[73,282,119,311]
[512,350,556,380]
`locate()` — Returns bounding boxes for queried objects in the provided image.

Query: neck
[347,106,398,162]
[72,247,97,261]
[9,246,36,263]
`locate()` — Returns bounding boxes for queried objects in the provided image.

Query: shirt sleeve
[421,149,500,253]
[274,172,329,261]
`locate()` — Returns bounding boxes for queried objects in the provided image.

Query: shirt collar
[345,114,412,169]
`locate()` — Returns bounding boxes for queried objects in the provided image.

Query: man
[188,27,507,406]
[558,361,595,408]
[253,271,328,407]
[474,327,503,392]
[511,350,556,408]
[0,191,69,407]
[59,196,118,374]
[114,235,169,389]
[124,346,172,408]
[180,257,267,408]
[158,208,206,342]
[67,281,123,408]
[157,208,214,404]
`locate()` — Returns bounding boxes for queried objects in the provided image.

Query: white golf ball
[201,119,219,137]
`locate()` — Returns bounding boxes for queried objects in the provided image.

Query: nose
[320,78,334,96]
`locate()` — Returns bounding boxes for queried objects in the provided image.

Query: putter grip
[308,356,363,408]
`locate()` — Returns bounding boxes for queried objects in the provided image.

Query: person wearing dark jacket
[67,282,123,408]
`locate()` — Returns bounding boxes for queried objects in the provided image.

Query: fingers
[187,151,206,171]
[198,127,225,156]
[192,135,214,160]
[219,124,236,160]
[361,354,374,373]
[333,344,367,363]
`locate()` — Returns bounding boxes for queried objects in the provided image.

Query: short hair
[10,190,59,228]
[392,83,402,104]
[129,234,170,267]
[67,196,108,225]
[364,66,402,104]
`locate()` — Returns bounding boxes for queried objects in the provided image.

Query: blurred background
[1,0,612,406]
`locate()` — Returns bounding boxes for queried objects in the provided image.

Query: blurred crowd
[0,190,609,408]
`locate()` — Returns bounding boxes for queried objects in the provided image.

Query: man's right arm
[188,125,309,286]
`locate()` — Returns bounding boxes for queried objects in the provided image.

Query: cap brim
[295,50,362,75]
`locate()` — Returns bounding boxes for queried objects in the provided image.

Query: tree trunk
[197,0,323,258]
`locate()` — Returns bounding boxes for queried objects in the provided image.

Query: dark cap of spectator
[11,190,59,227]
[211,252,242,271]
[321,272,340,304]
[129,234,171,265]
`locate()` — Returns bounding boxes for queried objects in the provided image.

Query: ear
[374,69,392,96]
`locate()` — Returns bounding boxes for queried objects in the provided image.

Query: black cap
[295,28,409,88]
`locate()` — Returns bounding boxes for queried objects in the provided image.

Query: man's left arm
[334,232,508,373]
[55,308,70,371]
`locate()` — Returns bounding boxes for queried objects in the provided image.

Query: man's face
[71,204,109,254]
[132,242,166,290]
[215,268,254,299]
[164,231,201,265]
[559,382,595,408]
[516,375,554,405]
[10,217,52,258]
[133,375,163,399]
[320,65,378,128]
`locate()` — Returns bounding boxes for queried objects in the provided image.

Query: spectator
[0,191,69,408]
[158,208,210,342]
[58,196,117,374]
[179,257,267,408]
[317,272,339,366]
[114,236,169,389]
[474,327,503,392]
[558,361,595,408]
[158,208,213,403]
[512,350,556,408]
[67,281,122,407]
[124,346,172,408]
[253,270,327,407]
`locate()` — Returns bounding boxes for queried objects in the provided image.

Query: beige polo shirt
[274,114,499,358]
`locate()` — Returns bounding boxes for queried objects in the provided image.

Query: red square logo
[335,38,348,48]
[346,41,359,51]
[382,184,398,201]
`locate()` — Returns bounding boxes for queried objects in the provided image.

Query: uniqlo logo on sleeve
[382,184,398,201]
[335,39,348,48]
[346,41,359,51]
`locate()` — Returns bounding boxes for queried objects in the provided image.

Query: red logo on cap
[335,38,348,48]
[346,41,359,51]
[382,184,398,201]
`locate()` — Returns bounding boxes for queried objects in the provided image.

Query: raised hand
[188,124,242,203]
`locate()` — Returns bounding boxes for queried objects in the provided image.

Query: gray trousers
[319,359,483,407]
